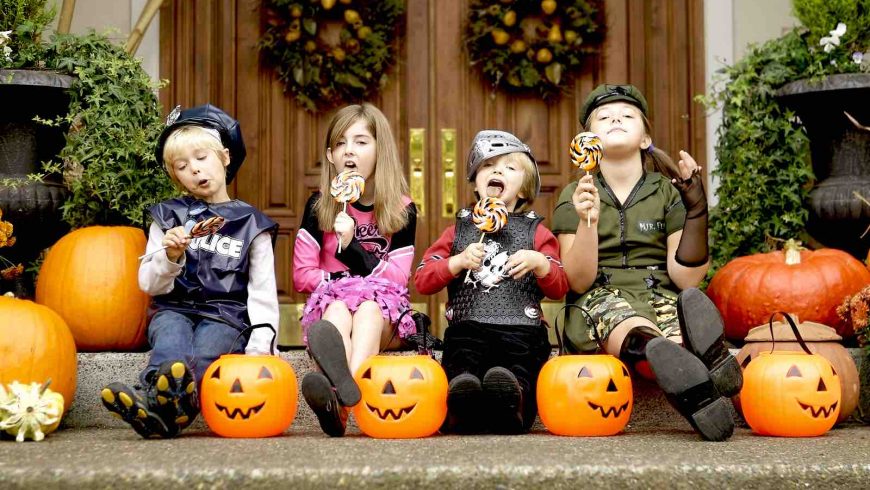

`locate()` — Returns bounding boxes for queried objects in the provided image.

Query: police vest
[148,197,277,331]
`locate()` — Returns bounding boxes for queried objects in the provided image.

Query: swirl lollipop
[137,211,226,260]
[570,132,602,227]
[464,197,509,283]
[330,170,366,252]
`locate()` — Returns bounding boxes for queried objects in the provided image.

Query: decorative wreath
[260,0,404,112]
[465,0,605,99]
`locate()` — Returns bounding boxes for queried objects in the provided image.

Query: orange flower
[0,264,23,280]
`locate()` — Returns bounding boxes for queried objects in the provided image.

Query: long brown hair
[315,104,410,234]
[582,108,682,182]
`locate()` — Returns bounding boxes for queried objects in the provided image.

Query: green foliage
[792,0,870,50]
[1,30,177,228]
[260,0,404,112]
[464,0,603,99]
[0,0,54,52]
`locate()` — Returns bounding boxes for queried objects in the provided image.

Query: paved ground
[1,425,868,489]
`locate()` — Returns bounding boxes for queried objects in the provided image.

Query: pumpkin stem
[784,239,805,265]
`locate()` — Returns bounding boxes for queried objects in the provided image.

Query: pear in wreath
[0,381,65,442]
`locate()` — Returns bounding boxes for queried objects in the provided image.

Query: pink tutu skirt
[301,276,416,345]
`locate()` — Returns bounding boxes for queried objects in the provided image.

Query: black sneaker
[482,367,524,435]
[307,320,360,407]
[302,372,347,437]
[646,337,735,441]
[147,360,199,432]
[443,373,483,434]
[677,288,743,397]
[101,382,174,439]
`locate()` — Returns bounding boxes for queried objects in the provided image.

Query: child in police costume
[552,84,742,441]
[101,104,279,438]
[415,130,568,434]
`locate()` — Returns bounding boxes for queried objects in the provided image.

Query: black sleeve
[335,202,417,277]
[300,192,324,245]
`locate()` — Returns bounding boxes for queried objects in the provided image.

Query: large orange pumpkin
[36,226,149,351]
[734,317,859,424]
[352,355,448,439]
[707,240,870,340]
[537,354,633,436]
[0,296,77,413]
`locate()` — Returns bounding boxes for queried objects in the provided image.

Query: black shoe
[646,338,734,441]
[443,373,483,434]
[101,382,175,439]
[677,288,743,397]
[482,367,524,435]
[147,360,199,432]
[302,372,347,437]
[307,320,361,407]
[619,325,661,376]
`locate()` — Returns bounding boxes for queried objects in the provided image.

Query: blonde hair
[162,126,228,186]
[583,106,681,181]
[483,153,538,212]
[315,104,410,235]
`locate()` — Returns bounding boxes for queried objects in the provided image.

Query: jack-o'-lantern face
[537,355,633,436]
[352,355,447,438]
[201,354,298,438]
[741,351,840,437]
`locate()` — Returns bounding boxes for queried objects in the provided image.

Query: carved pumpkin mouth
[797,400,838,418]
[366,402,416,421]
[587,401,629,418]
[214,401,265,420]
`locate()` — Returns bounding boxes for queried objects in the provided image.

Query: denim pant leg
[140,310,196,386]
[191,319,246,385]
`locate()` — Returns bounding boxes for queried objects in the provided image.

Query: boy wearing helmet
[415,130,568,434]
[100,104,279,438]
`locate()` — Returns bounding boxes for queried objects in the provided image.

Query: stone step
[65,349,866,434]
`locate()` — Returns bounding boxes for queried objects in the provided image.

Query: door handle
[409,128,425,216]
[441,128,457,217]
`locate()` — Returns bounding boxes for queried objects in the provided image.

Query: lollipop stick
[138,234,192,260]
[337,201,349,254]
[463,234,486,283]
[586,170,591,228]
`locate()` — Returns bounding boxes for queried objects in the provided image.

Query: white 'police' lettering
[188,233,244,259]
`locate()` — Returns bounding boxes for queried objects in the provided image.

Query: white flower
[0,30,11,44]
[820,22,847,53]
[2,46,11,63]
[854,52,865,64]
[831,59,838,66]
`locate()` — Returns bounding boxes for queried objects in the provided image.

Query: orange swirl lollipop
[570,132,602,227]
[330,170,365,253]
[189,216,225,238]
[472,197,509,234]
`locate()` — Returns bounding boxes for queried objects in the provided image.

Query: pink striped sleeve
[292,228,328,293]
[368,245,415,286]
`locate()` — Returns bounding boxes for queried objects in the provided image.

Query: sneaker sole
[646,338,734,442]
[302,372,346,437]
[101,382,173,439]
[482,367,523,434]
[445,374,483,433]
[153,361,199,429]
[308,320,361,406]
[677,288,743,397]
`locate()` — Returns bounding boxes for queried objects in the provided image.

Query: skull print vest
[446,208,545,327]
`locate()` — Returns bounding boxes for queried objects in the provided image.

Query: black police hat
[155,104,246,184]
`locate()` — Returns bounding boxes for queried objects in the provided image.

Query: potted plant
[703,0,870,271]
[0,0,177,294]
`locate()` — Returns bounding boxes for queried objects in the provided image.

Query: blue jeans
[139,310,245,386]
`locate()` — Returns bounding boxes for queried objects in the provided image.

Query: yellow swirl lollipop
[570,132,602,227]
[472,197,509,234]
[330,170,365,253]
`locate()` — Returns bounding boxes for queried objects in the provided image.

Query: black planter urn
[776,73,870,258]
[0,69,73,278]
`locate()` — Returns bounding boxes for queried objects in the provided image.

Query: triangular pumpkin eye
[258,367,273,379]
[410,368,424,380]
[383,380,396,395]
[787,365,802,378]
[817,378,827,392]
[578,366,593,378]
[832,366,838,377]
[231,379,243,393]
[622,366,629,377]
[210,366,221,379]
[741,355,752,369]
[606,379,618,392]
[362,368,372,379]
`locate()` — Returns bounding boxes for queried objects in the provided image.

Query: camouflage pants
[580,286,680,345]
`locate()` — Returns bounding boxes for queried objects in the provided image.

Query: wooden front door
[159,0,705,347]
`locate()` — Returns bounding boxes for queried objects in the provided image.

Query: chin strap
[672,171,709,267]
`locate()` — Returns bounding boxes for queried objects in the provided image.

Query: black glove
[672,171,709,267]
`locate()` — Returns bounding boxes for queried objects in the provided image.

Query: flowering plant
[0,207,23,281]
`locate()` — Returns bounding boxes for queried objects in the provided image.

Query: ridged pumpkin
[36,226,149,351]
[707,240,870,340]
[0,296,77,413]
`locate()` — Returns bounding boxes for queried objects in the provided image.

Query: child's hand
[163,226,190,262]
[572,173,600,224]
[674,150,701,182]
[506,250,549,280]
[459,242,485,270]
[334,211,355,248]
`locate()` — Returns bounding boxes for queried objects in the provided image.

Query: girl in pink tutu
[292,104,417,437]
